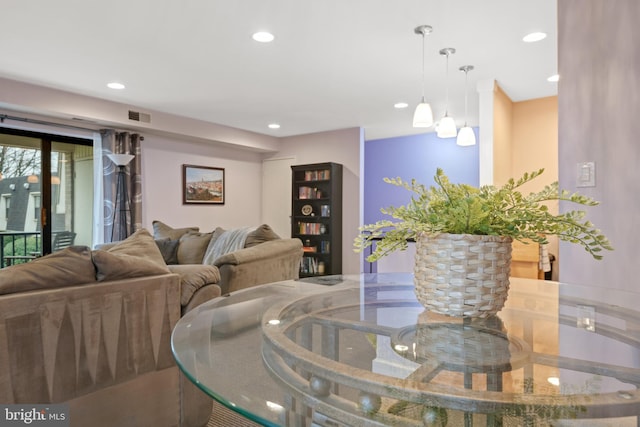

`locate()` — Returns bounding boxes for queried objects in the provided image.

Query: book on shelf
[298,222,323,235]
[300,256,319,274]
[303,169,330,181]
[298,186,324,199]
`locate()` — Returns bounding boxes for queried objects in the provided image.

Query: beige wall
[493,91,558,189]
[513,96,559,276]
[493,89,559,278]
[512,96,558,190]
[141,134,265,232]
[268,128,363,274]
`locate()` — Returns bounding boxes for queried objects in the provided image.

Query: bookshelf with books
[291,162,342,277]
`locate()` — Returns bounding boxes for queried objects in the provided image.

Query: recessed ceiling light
[394,102,409,109]
[107,82,125,90]
[547,74,560,82]
[252,32,275,43]
[523,32,547,43]
[268,123,280,129]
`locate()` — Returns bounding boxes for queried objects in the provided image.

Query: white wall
[142,134,265,232]
[268,127,363,274]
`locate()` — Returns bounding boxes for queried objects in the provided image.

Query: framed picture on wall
[182,164,225,204]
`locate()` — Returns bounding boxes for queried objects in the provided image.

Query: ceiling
[0,0,557,141]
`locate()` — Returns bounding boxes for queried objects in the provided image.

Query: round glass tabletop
[172,273,640,426]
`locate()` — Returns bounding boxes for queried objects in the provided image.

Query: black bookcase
[291,162,343,277]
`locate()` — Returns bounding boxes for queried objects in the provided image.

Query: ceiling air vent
[128,110,151,123]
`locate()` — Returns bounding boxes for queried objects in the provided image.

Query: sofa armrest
[213,239,303,294]
[214,238,302,266]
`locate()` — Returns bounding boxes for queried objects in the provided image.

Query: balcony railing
[1,231,42,268]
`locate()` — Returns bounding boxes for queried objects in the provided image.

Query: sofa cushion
[245,224,281,248]
[96,237,179,265]
[177,231,214,264]
[167,264,220,305]
[0,246,96,295]
[155,238,180,265]
[92,229,171,281]
[152,220,199,240]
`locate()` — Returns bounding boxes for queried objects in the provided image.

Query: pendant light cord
[464,68,468,126]
[445,52,450,115]
[420,32,425,102]
[459,65,474,127]
[439,48,455,117]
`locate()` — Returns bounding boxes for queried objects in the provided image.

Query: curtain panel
[101,130,143,242]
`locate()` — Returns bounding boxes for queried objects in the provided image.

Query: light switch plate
[576,162,595,187]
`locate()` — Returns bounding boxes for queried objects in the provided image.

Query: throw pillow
[245,224,281,248]
[152,220,199,240]
[0,246,96,295]
[92,229,170,281]
[177,231,214,264]
[155,238,180,265]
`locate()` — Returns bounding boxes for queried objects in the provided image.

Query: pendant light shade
[413,25,433,128]
[413,101,434,127]
[436,47,457,138]
[456,126,476,146]
[436,116,457,138]
[456,65,476,146]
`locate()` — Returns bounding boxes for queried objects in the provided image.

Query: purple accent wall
[364,129,480,225]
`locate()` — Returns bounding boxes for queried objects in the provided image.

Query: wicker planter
[413,233,513,318]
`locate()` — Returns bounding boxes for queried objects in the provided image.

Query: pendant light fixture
[456,65,476,146]
[436,47,457,138]
[412,25,434,128]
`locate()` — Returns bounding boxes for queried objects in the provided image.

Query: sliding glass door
[0,128,93,266]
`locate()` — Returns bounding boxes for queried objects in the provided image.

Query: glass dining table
[171,273,640,426]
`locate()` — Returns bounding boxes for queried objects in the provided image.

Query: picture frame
[182,164,225,204]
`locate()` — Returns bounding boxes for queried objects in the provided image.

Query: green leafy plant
[355,168,612,261]
[3,236,39,259]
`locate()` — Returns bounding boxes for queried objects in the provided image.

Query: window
[1,195,10,230]
[33,194,41,221]
[4,195,10,219]
[0,128,93,257]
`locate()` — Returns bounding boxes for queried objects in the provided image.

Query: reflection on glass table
[171,273,640,426]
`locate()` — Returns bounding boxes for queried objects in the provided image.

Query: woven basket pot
[413,233,513,318]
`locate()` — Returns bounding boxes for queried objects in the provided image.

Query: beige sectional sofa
[0,224,303,426]
[0,231,213,426]
[151,220,303,296]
